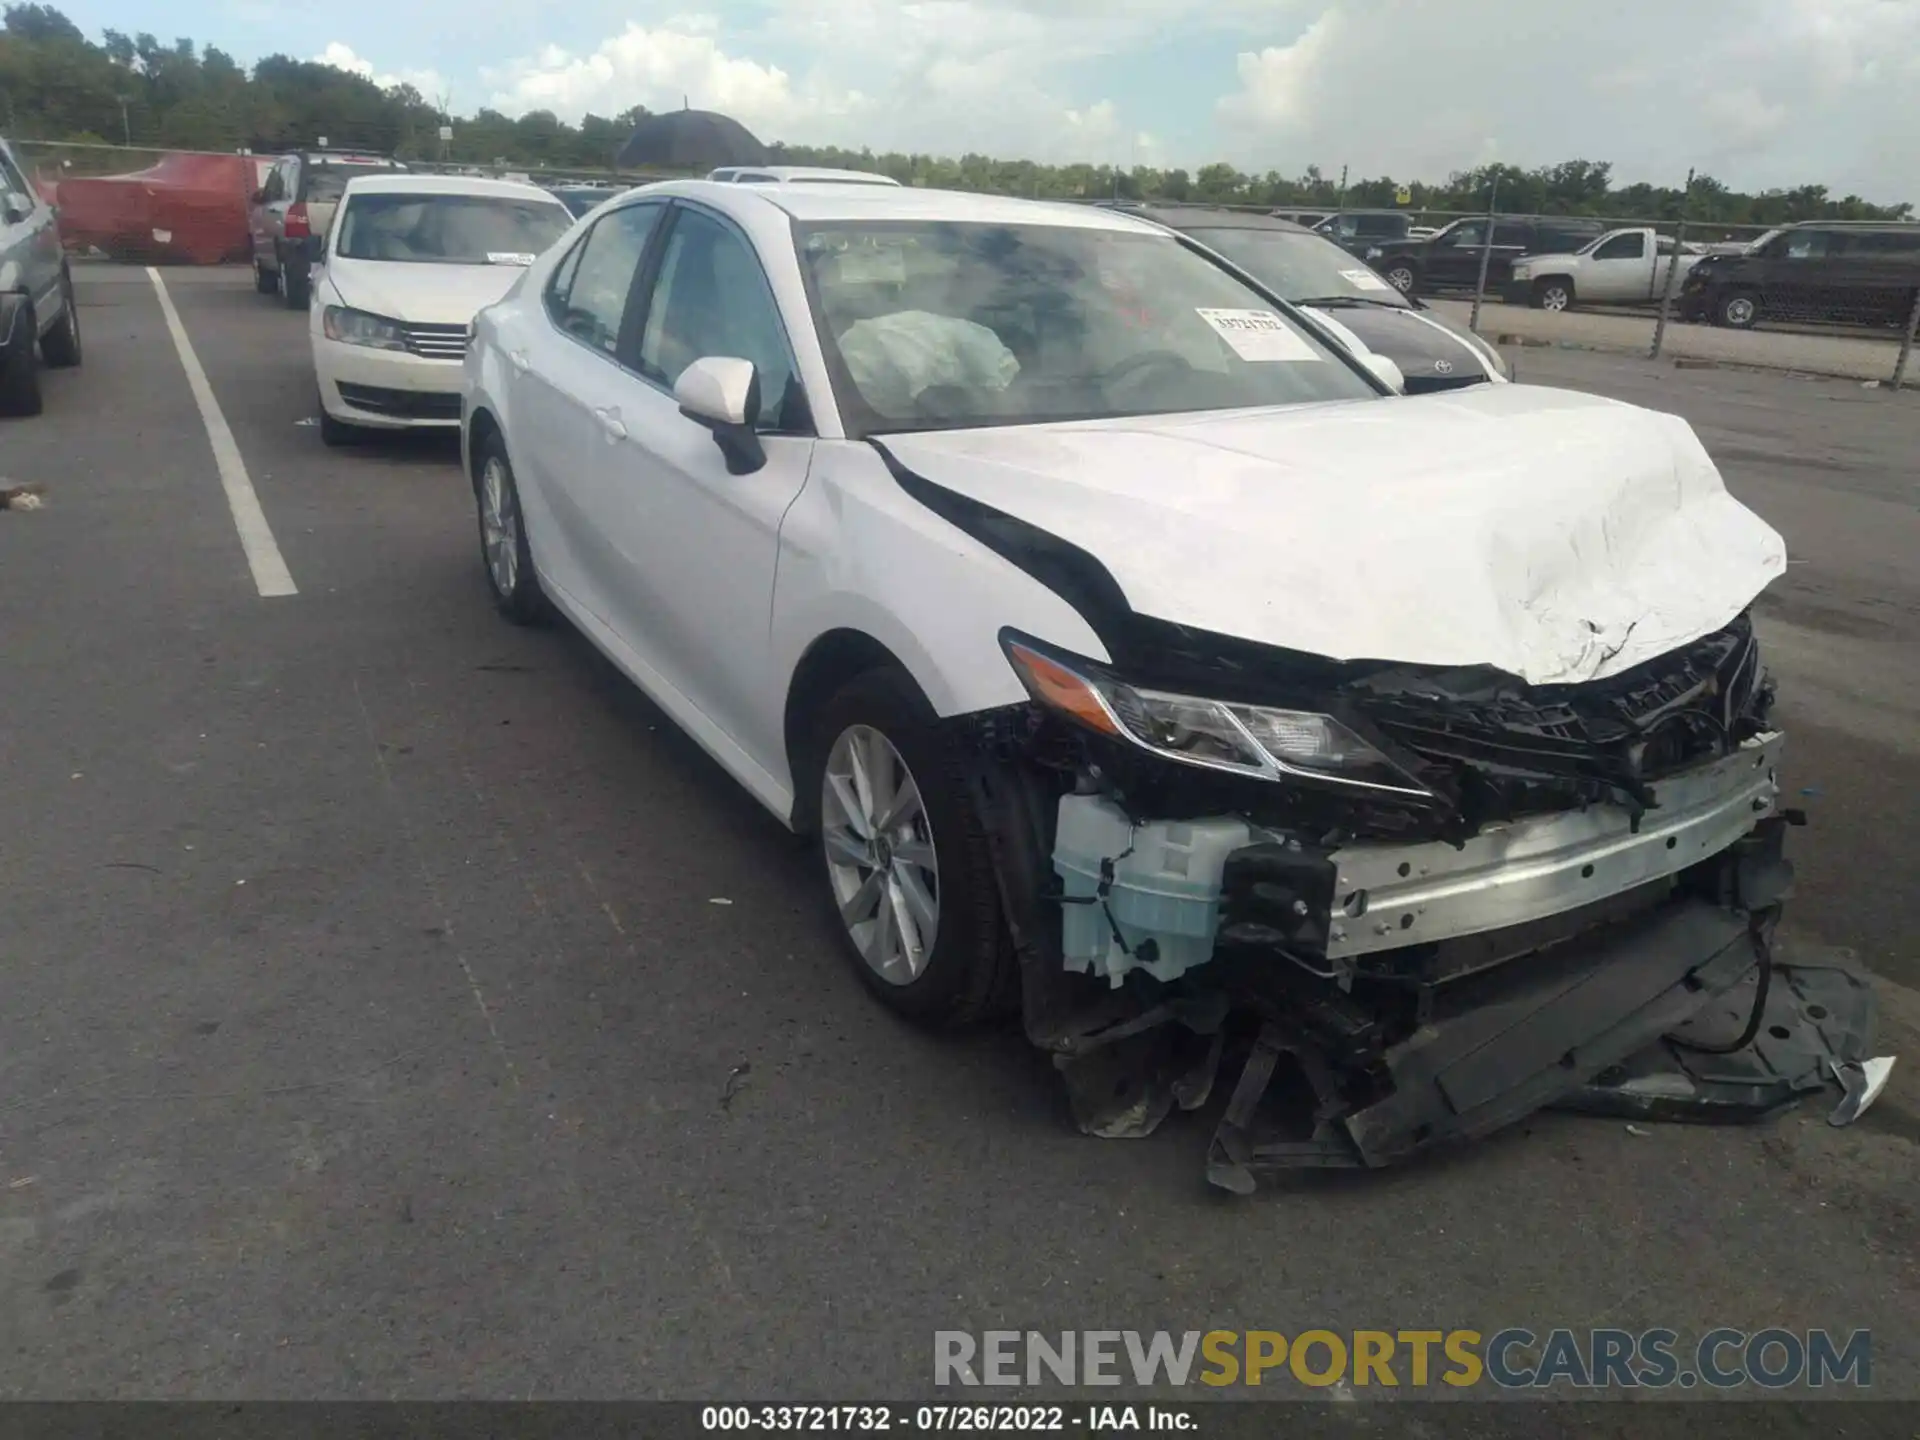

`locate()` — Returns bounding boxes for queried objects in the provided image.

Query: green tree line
[3,2,1910,226]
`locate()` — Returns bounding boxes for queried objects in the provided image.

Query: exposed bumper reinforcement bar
[1326,732,1785,960]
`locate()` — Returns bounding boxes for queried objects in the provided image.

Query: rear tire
[40,272,82,369]
[279,250,310,309]
[804,667,1013,1030]
[0,303,44,418]
[474,433,547,624]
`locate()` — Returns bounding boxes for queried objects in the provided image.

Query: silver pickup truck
[0,137,82,417]
[1504,226,1707,311]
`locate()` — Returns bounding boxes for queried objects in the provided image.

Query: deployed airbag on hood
[881,384,1785,685]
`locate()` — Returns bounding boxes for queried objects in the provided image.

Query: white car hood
[879,384,1786,687]
[324,258,530,325]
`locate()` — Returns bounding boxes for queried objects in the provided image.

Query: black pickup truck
[1363,215,1606,298]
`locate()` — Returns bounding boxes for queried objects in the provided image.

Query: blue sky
[42,0,1920,202]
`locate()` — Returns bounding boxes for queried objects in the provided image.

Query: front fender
[772,443,1110,723]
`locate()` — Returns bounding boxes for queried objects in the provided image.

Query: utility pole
[1337,163,1348,211]
[117,95,131,147]
[1650,167,1695,360]
[1469,171,1501,333]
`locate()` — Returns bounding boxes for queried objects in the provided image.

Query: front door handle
[594,407,627,440]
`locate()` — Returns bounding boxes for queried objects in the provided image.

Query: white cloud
[316,42,448,102]
[320,0,1916,201]
[481,19,865,132]
[1212,0,1919,201]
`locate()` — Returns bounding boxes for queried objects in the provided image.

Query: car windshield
[336,193,572,264]
[798,221,1377,435]
[1185,228,1410,308]
[304,163,398,205]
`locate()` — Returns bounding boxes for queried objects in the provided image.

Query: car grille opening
[335,382,462,420]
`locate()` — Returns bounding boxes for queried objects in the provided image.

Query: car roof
[1125,205,1314,234]
[1779,218,1919,230]
[339,173,568,205]
[715,166,902,185]
[295,151,401,165]
[628,180,1167,233]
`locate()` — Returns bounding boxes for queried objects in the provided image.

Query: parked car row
[35,160,1869,1183]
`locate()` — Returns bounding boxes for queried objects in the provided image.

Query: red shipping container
[46,153,268,266]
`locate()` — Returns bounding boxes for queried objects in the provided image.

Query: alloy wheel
[821,724,940,985]
[480,456,520,596]
[1541,284,1571,312]
[1724,296,1756,327]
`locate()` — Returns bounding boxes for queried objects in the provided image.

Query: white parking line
[147,267,298,599]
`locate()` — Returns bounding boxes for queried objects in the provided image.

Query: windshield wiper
[1292,295,1407,309]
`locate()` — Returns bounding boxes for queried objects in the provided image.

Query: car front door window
[549,203,663,355]
[1594,233,1645,261]
[636,207,803,430]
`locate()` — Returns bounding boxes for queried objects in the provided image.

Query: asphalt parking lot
[3,266,1918,1402]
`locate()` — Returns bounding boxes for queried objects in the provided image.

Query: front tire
[317,396,362,448]
[474,434,546,624]
[1716,289,1760,329]
[0,303,44,418]
[40,273,82,368]
[1531,277,1574,312]
[806,668,1012,1030]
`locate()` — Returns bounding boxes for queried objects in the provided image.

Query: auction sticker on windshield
[1341,268,1393,291]
[1196,308,1323,362]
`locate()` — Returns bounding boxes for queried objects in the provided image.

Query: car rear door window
[546,203,664,355]
[635,207,802,429]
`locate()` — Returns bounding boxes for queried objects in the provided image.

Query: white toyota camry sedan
[461,181,1832,1183]
[310,174,572,445]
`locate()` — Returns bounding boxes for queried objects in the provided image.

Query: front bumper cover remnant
[1208,895,1766,1191]
[1555,962,1883,1126]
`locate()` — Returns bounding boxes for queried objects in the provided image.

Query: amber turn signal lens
[1005,644,1121,736]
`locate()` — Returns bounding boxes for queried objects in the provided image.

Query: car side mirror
[2,193,33,224]
[675,356,766,474]
[1360,352,1406,393]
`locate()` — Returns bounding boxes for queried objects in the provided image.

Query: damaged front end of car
[956,611,1885,1193]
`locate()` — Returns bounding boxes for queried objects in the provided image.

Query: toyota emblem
[1432,359,1454,374]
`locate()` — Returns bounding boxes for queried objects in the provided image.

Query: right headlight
[323,305,408,351]
[1003,638,1429,796]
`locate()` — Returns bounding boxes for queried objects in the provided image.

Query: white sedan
[310,174,572,445]
[460,181,1805,1177]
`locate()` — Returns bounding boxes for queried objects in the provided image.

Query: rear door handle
[594,407,627,440]
[508,350,530,372]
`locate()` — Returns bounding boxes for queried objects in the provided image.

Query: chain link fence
[14,141,1919,390]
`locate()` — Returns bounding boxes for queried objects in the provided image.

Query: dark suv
[1364,215,1607,297]
[1675,221,1920,330]
[248,148,406,307]
[1314,210,1414,258]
